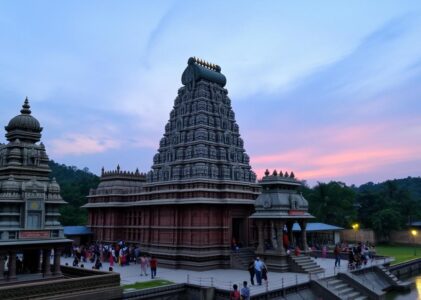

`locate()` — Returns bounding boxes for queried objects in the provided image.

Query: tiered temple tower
[86,57,261,269]
[0,99,71,280]
[147,57,256,183]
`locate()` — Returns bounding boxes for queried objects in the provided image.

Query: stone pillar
[42,249,51,277]
[53,248,62,276]
[0,253,5,280]
[286,221,293,248]
[270,220,278,249]
[276,221,285,254]
[37,250,42,273]
[299,220,308,251]
[256,221,264,253]
[8,251,16,280]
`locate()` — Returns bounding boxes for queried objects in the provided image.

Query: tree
[371,209,402,241]
[307,181,357,228]
[48,160,100,226]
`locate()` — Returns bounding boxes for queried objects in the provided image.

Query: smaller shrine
[0,98,72,281]
[250,169,315,272]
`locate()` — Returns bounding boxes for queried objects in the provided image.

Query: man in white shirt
[254,257,263,285]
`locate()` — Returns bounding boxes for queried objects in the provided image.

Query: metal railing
[185,273,312,293]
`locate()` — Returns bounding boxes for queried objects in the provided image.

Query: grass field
[376,244,421,265]
[123,279,174,290]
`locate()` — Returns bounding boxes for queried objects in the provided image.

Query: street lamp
[352,223,359,245]
[411,229,418,256]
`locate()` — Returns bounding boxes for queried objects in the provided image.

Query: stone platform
[62,256,392,294]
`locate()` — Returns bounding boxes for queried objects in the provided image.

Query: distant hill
[49,160,100,225]
[358,177,421,202]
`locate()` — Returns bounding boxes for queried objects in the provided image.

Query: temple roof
[64,226,92,236]
[181,57,226,87]
[292,222,344,232]
[250,169,315,220]
[5,97,43,143]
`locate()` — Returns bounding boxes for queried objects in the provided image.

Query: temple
[0,98,72,280]
[85,57,261,269]
[250,169,317,272]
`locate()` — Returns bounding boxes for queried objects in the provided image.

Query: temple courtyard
[62,256,392,293]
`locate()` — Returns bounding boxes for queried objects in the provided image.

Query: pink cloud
[249,118,421,184]
[49,133,121,156]
[253,146,420,182]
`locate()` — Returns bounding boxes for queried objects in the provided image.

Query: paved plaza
[62,256,391,294]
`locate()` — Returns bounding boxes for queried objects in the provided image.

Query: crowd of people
[70,241,158,278]
[229,256,269,299]
[348,242,376,270]
[68,239,377,299]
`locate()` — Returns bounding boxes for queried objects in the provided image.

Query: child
[229,284,240,300]
[240,281,250,300]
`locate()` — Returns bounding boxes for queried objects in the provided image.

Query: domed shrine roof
[1,175,20,192]
[5,97,43,143]
[48,177,61,193]
[250,169,314,220]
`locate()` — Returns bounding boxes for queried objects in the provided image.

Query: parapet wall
[0,266,122,300]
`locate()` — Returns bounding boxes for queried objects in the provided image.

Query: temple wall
[390,230,421,245]
[340,229,376,244]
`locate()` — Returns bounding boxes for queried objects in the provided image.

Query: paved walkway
[62,256,391,293]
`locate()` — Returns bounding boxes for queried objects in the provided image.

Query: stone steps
[230,248,255,269]
[376,266,412,291]
[290,255,324,274]
[324,278,367,300]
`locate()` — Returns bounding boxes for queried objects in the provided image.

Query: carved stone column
[276,220,286,254]
[37,250,42,273]
[42,249,51,276]
[299,220,308,251]
[270,220,278,249]
[286,221,293,248]
[53,248,62,275]
[256,221,264,253]
[0,253,5,280]
[8,251,16,280]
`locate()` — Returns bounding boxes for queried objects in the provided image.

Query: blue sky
[1,1,420,185]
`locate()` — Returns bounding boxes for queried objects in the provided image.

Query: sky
[0,1,420,186]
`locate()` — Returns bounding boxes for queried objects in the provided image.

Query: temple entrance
[232,218,246,248]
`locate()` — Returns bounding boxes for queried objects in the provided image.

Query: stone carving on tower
[147,57,256,183]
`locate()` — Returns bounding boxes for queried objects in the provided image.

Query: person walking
[109,251,114,267]
[254,257,264,285]
[334,244,341,268]
[150,256,158,279]
[261,260,268,283]
[247,259,255,285]
[240,281,250,300]
[229,284,240,300]
[140,255,148,276]
[322,245,327,259]
[94,257,102,270]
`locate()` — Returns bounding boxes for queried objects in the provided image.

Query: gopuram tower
[86,58,261,269]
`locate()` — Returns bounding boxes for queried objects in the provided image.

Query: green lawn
[376,245,421,265]
[123,279,174,290]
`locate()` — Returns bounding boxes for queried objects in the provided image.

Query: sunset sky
[1,1,420,185]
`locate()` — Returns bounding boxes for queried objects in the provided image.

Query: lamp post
[352,223,359,245]
[411,229,418,256]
